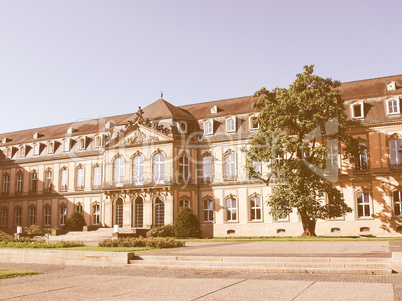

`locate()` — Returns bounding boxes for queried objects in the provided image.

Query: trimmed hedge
[174,207,201,238]
[99,237,184,248]
[64,212,87,231]
[146,225,176,237]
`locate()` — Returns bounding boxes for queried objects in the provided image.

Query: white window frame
[390,139,402,168]
[76,166,85,190]
[60,168,68,191]
[224,151,236,180]
[33,143,40,156]
[93,203,100,225]
[15,207,21,226]
[19,145,26,158]
[226,117,236,132]
[6,147,12,158]
[2,174,9,194]
[93,165,102,189]
[202,154,213,182]
[249,195,262,221]
[95,135,104,148]
[59,205,67,226]
[1,208,8,227]
[78,137,86,150]
[47,141,54,154]
[386,98,400,115]
[393,190,402,217]
[178,154,190,182]
[226,196,237,222]
[249,114,260,130]
[45,169,53,192]
[44,206,51,227]
[356,142,368,171]
[30,171,37,193]
[63,138,71,152]
[179,198,190,209]
[350,102,364,119]
[204,120,213,135]
[132,155,144,185]
[356,191,371,218]
[114,157,125,185]
[203,199,214,222]
[29,206,36,226]
[16,172,23,194]
[153,153,165,184]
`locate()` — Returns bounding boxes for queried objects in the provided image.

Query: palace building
[1,74,402,237]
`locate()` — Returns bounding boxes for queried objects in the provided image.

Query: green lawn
[179,236,402,242]
[55,246,155,252]
[0,268,40,279]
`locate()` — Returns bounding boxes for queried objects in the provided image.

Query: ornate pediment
[111,124,173,147]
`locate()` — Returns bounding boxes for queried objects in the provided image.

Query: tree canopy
[246,65,357,236]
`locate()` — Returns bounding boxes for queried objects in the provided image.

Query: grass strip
[0,268,40,279]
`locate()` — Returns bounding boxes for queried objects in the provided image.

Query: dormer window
[351,102,364,119]
[78,137,86,150]
[105,121,113,129]
[387,98,400,115]
[63,138,70,152]
[204,120,213,135]
[226,117,236,132]
[19,145,26,158]
[249,115,259,130]
[6,147,12,158]
[210,105,218,114]
[47,141,54,154]
[95,135,104,148]
[2,137,8,144]
[33,132,39,139]
[177,122,187,134]
[386,81,396,91]
[67,127,74,134]
[33,143,40,156]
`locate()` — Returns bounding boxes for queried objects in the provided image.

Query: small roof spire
[161,91,163,99]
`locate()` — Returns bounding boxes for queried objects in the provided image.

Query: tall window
[29,206,36,226]
[202,155,213,182]
[19,145,26,157]
[2,174,9,195]
[63,139,70,152]
[76,204,83,214]
[16,172,23,194]
[15,207,21,226]
[113,198,123,227]
[393,191,402,216]
[250,195,262,221]
[95,135,103,148]
[357,192,371,218]
[224,152,236,180]
[78,138,86,150]
[76,166,84,190]
[44,206,51,227]
[153,153,165,184]
[92,203,100,225]
[114,157,125,185]
[1,208,8,227]
[226,196,237,222]
[33,143,40,156]
[60,168,68,191]
[327,143,338,171]
[47,141,54,154]
[93,165,101,189]
[204,121,213,135]
[45,169,53,192]
[59,205,67,226]
[153,196,165,226]
[133,197,143,228]
[30,171,37,193]
[132,155,144,184]
[356,143,368,171]
[179,198,190,209]
[390,140,402,168]
[203,199,214,222]
[178,154,190,182]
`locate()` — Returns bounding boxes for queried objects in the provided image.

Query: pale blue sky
[1,0,401,133]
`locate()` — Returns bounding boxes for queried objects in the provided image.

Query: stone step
[127,263,392,275]
[128,255,393,275]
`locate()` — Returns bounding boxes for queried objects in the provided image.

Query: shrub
[146,224,176,237]
[64,212,87,231]
[98,237,184,248]
[24,224,42,235]
[174,207,201,238]
[0,230,14,242]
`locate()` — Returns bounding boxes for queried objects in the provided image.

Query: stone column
[123,194,131,228]
[143,193,153,228]
[164,192,174,225]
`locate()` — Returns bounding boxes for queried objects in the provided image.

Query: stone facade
[1,75,402,237]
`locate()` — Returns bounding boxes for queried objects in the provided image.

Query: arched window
[393,190,402,216]
[153,153,165,184]
[202,154,213,182]
[44,169,53,192]
[132,155,144,184]
[224,151,236,180]
[15,207,21,226]
[59,205,67,226]
[153,196,164,226]
[30,170,37,193]
[390,140,402,169]
[16,171,23,194]
[60,167,68,191]
[2,173,9,195]
[92,203,100,225]
[179,197,190,209]
[178,154,190,182]
[249,195,262,221]
[226,195,237,222]
[356,142,368,171]
[76,203,83,214]
[203,198,214,222]
[133,197,143,228]
[28,206,36,226]
[43,206,51,227]
[356,192,371,218]
[114,157,125,185]
[76,165,84,190]
[113,198,123,227]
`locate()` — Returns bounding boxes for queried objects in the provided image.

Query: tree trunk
[300,213,317,237]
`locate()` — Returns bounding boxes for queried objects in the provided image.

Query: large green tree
[246,65,357,236]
